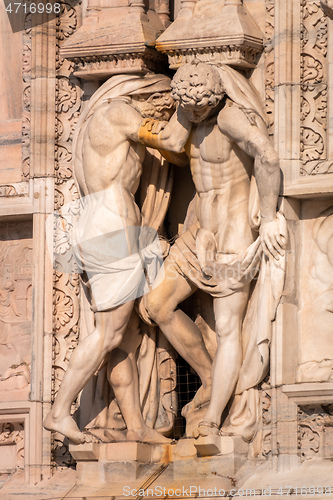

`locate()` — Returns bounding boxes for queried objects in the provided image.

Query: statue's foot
[127,426,171,444]
[181,384,211,419]
[220,425,250,441]
[193,421,220,439]
[43,412,85,444]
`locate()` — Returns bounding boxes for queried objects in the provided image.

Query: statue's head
[171,61,224,123]
[131,91,175,120]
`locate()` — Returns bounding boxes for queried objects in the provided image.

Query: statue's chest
[189,121,231,163]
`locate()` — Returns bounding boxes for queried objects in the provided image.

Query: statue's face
[181,102,214,123]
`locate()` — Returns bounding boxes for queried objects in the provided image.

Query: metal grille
[172,357,201,439]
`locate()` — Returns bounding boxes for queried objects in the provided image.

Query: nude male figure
[139,62,286,437]
[44,76,212,444]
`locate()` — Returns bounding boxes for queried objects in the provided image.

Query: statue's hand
[260,218,286,260]
[140,118,153,132]
[151,120,168,135]
[141,118,168,134]
[159,238,170,258]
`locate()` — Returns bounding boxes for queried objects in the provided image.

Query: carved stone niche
[298,404,333,461]
[297,201,333,383]
[0,221,33,483]
[267,384,333,472]
[0,422,24,480]
[156,0,263,69]
[0,222,33,400]
[60,0,169,80]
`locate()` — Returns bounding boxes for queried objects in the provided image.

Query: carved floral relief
[298,405,333,460]
[300,0,330,174]
[52,0,82,466]
[21,11,31,181]
[265,0,275,136]
[261,387,272,457]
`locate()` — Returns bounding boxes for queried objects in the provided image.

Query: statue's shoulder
[217,98,249,131]
[93,97,132,116]
[219,97,240,115]
[89,98,140,131]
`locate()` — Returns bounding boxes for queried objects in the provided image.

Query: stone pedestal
[70,441,171,483]
[173,437,248,479]
[67,437,248,495]
[194,434,248,456]
[70,441,167,462]
[67,440,239,497]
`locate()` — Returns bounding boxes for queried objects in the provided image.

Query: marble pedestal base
[67,436,248,497]
[69,441,170,483]
[172,436,248,479]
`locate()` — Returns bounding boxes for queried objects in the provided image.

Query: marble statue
[44,74,179,444]
[139,61,287,441]
[44,73,213,445]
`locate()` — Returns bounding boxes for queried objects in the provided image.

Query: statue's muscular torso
[77,101,145,244]
[185,109,255,253]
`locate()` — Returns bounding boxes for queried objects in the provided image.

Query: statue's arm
[137,105,192,153]
[218,104,285,259]
[104,100,144,141]
[157,148,189,167]
[102,101,188,166]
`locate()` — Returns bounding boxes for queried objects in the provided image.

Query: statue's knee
[108,348,133,388]
[215,314,239,340]
[103,331,123,352]
[145,292,161,322]
[145,292,170,324]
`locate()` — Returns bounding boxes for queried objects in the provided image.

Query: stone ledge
[69,441,171,463]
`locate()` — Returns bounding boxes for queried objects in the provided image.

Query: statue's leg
[43,299,135,443]
[197,285,250,437]
[108,311,171,443]
[146,259,212,409]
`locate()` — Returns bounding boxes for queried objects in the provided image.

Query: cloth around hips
[71,223,163,313]
[168,222,262,297]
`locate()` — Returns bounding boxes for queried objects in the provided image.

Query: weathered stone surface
[0,0,333,496]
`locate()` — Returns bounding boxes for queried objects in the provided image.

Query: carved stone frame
[0,402,43,485]
[0,12,57,482]
[275,0,333,197]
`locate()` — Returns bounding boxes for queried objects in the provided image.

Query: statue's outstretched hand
[140,118,168,134]
[151,120,168,135]
[260,218,286,260]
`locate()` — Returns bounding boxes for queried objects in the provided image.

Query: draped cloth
[215,64,268,131]
[73,74,177,436]
[224,236,286,441]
